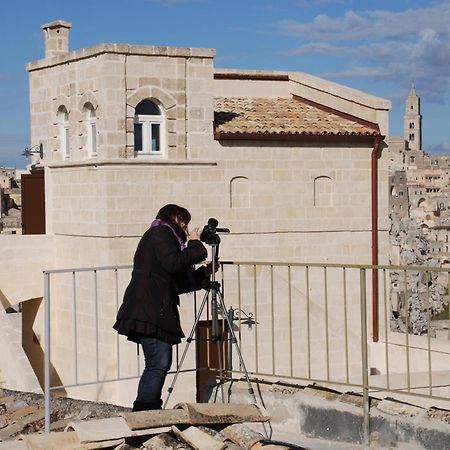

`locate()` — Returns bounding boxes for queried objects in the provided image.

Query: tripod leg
[216,290,258,404]
[163,289,209,409]
[217,290,271,438]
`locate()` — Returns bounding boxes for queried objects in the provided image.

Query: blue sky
[1,0,450,168]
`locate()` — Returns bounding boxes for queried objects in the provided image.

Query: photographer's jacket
[113,223,208,345]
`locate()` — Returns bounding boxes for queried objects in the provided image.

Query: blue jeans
[136,337,172,407]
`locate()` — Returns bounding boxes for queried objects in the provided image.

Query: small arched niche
[314,176,333,207]
[230,176,249,208]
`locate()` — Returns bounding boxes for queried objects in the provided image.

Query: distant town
[0,167,25,234]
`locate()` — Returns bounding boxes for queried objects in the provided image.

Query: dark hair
[156,204,191,241]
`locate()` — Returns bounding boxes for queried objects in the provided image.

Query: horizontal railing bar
[221,261,450,273]
[48,368,197,390]
[44,261,450,275]
[43,264,132,275]
[229,369,364,390]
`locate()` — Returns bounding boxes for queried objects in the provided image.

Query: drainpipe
[372,134,383,342]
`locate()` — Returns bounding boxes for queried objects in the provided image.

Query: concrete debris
[65,417,131,443]
[376,398,425,417]
[19,430,82,450]
[142,432,191,449]
[0,409,45,441]
[176,403,270,425]
[172,425,227,450]
[0,389,281,450]
[221,423,263,449]
[303,386,340,401]
[123,403,269,431]
[122,408,190,431]
[427,406,450,424]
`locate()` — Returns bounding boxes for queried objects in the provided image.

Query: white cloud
[429,141,450,154]
[288,42,354,56]
[279,1,450,102]
[279,1,450,42]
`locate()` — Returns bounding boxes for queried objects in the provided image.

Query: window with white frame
[58,106,70,159]
[85,104,97,157]
[134,99,165,156]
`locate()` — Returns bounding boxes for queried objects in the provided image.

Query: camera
[200,218,230,245]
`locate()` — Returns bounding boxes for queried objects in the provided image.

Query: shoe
[132,400,162,411]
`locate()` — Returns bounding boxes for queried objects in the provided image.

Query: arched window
[58,106,70,159]
[84,103,97,157]
[134,99,165,156]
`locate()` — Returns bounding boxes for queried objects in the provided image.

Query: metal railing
[42,264,199,432]
[42,261,450,435]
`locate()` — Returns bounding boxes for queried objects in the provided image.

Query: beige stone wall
[43,140,389,264]
[28,46,215,166]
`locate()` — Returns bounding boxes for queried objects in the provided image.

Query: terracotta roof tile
[214,96,380,139]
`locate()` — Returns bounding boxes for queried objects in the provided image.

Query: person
[113,204,211,411]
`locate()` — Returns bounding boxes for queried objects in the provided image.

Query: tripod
[163,241,259,408]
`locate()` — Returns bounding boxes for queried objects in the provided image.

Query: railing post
[44,271,51,433]
[360,268,370,446]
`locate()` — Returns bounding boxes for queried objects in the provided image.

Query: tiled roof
[214,96,380,139]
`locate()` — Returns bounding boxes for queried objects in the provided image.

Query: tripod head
[200,219,230,342]
[200,218,230,246]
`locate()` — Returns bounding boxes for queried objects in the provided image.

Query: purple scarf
[151,219,186,251]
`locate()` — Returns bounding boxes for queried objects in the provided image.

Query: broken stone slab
[338,392,365,408]
[0,405,40,430]
[427,406,450,424]
[172,425,227,450]
[112,444,138,450]
[0,409,45,441]
[18,430,82,450]
[196,426,244,450]
[142,432,192,449]
[66,415,171,446]
[50,417,77,431]
[376,398,425,417]
[0,396,15,412]
[303,385,341,401]
[8,404,39,422]
[0,441,27,449]
[220,423,263,449]
[176,403,270,425]
[122,403,269,431]
[65,416,129,443]
[122,408,190,431]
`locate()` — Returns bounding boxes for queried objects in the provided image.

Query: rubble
[389,217,448,335]
[0,388,297,450]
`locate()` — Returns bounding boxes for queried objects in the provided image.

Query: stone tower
[41,20,72,58]
[403,82,422,151]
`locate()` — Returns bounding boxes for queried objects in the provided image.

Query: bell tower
[403,81,422,151]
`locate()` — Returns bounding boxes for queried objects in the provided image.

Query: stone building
[388,84,450,338]
[389,83,450,260]
[0,20,391,405]
[0,167,23,234]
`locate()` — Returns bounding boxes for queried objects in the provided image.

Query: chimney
[41,20,72,58]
